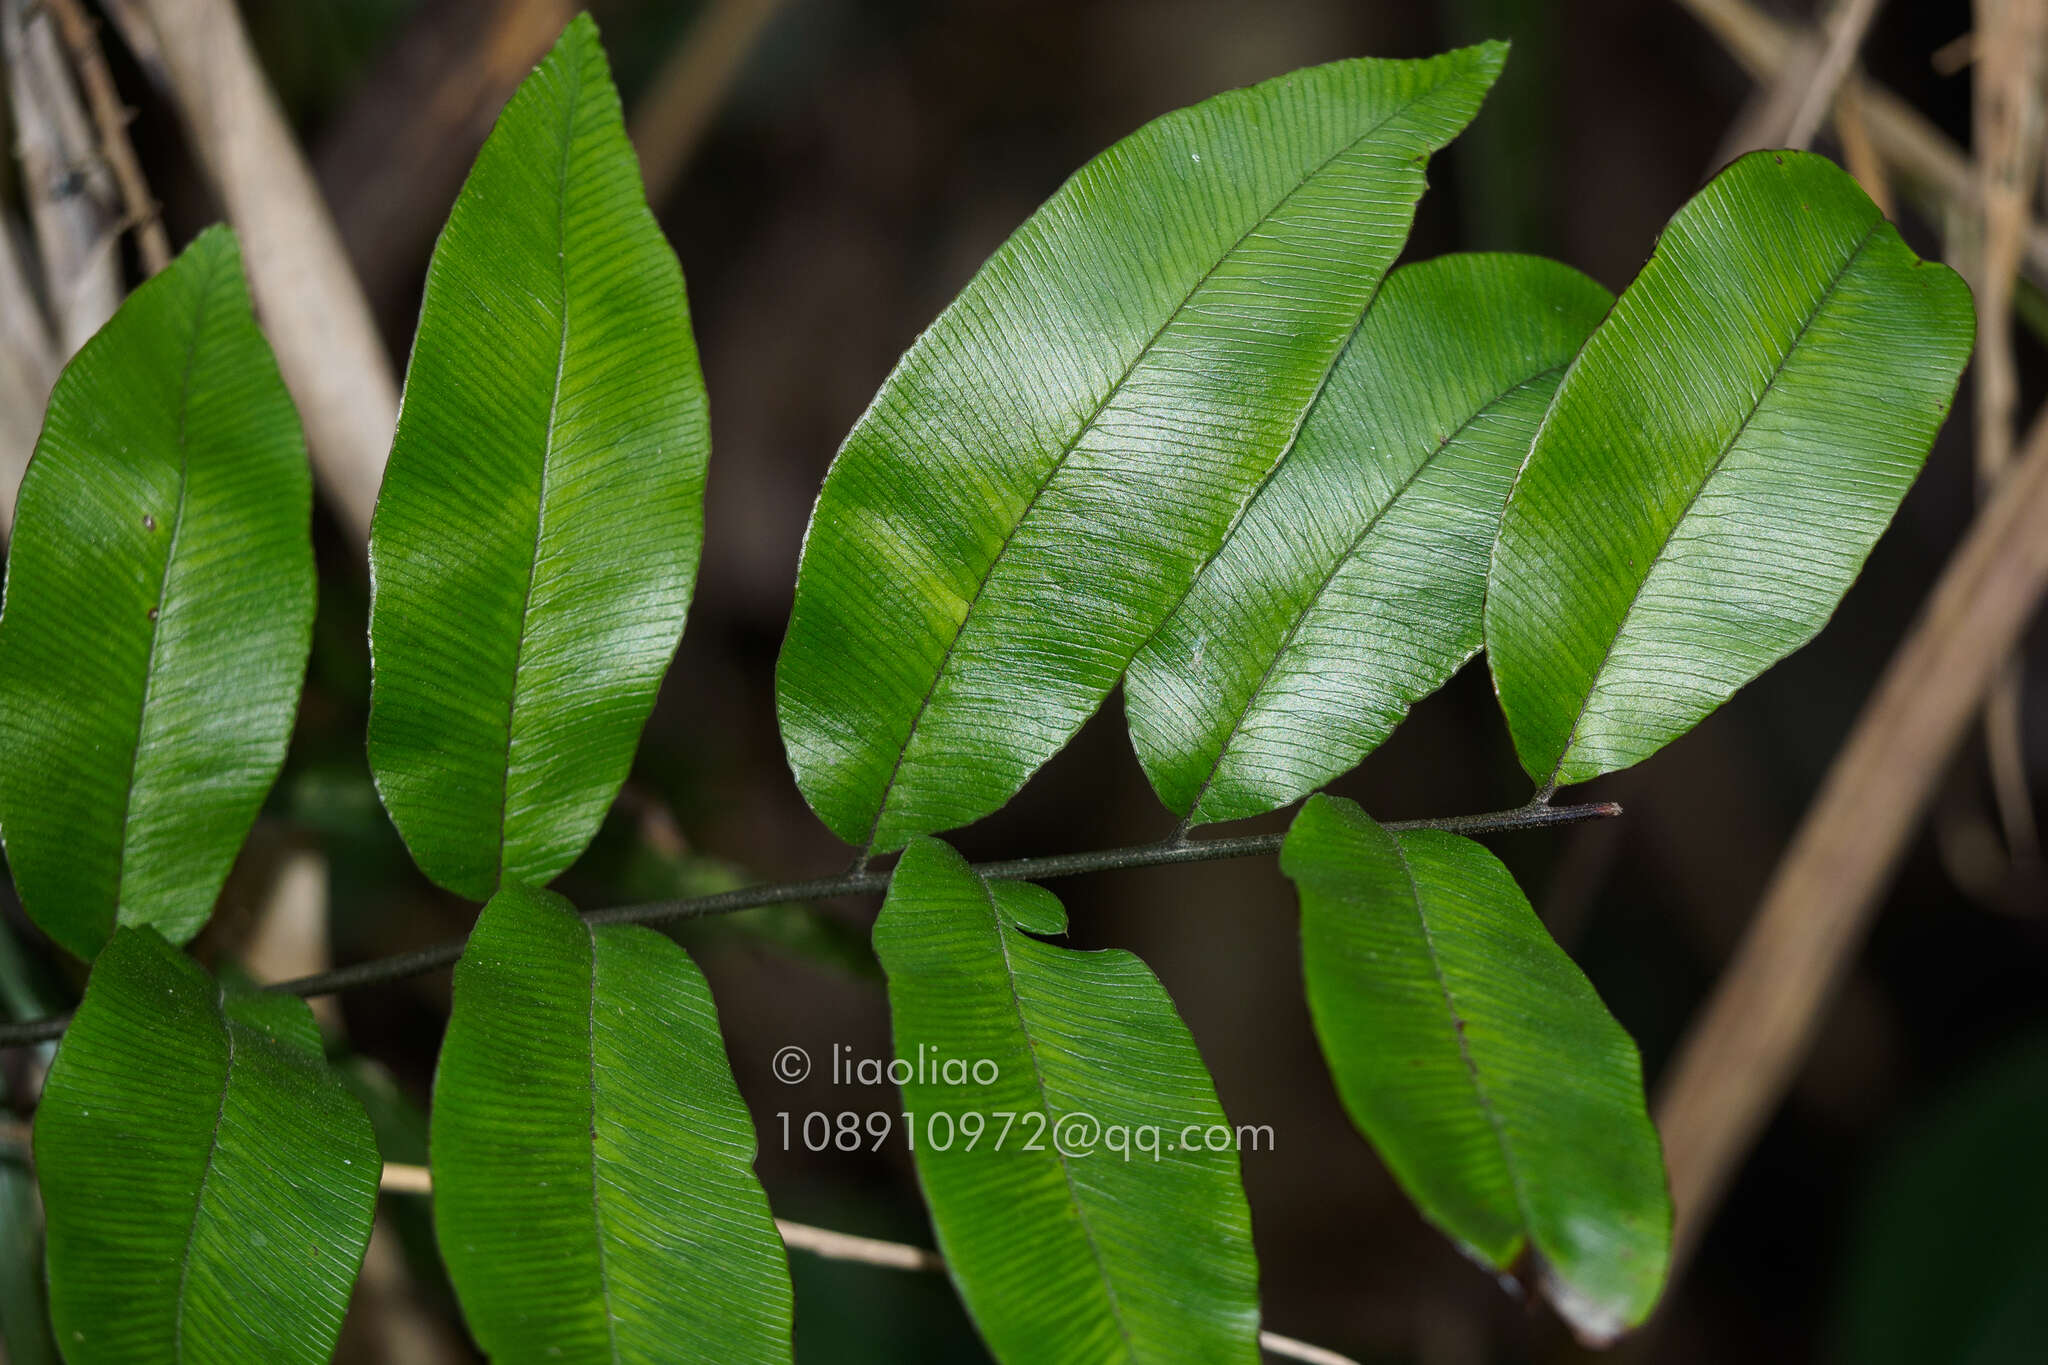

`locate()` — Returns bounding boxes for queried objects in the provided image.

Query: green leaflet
[874,839,1261,1364]
[368,14,708,900]
[33,928,379,1363]
[1128,253,1611,824]
[1281,797,1669,1343]
[1486,150,1973,787]
[430,882,792,1364]
[0,227,314,958]
[779,45,1506,854]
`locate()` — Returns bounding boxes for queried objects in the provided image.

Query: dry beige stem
[0,214,57,535]
[1656,408,2048,1267]
[1785,0,1885,150]
[1973,0,2048,485]
[629,0,790,204]
[133,0,398,545]
[1972,0,2048,863]
[40,0,170,275]
[1832,82,1895,216]
[1934,29,1977,78]
[1712,0,1884,180]
[1,0,120,534]
[1712,32,1821,165]
[1679,0,2048,280]
[236,846,340,1033]
[376,1164,1370,1365]
[93,0,164,84]
[313,0,571,323]
[0,0,121,355]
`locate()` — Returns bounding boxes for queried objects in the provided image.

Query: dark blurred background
[4,1,2044,1362]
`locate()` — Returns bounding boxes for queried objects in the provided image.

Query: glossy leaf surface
[874,838,1261,1364]
[1281,796,1669,1343]
[34,928,378,1363]
[431,882,792,1364]
[368,14,708,900]
[1486,150,1973,787]
[779,46,1505,853]
[0,227,313,958]
[1128,254,1610,823]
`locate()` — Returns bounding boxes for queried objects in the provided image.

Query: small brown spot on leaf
[142,514,156,531]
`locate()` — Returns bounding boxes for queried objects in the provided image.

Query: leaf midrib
[1543,220,1880,788]
[110,252,220,933]
[493,46,585,890]
[862,69,1471,853]
[169,988,235,1361]
[582,924,624,1363]
[1385,835,1535,1266]
[1183,365,1566,822]
[980,881,1138,1362]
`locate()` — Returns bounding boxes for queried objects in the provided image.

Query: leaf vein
[110,251,221,928]
[494,37,585,889]
[1385,836,1536,1261]
[981,878,1138,1362]
[862,83,1451,853]
[169,987,236,1361]
[1184,365,1566,821]
[1545,220,1881,788]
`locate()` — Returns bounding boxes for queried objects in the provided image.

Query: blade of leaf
[1486,149,1974,788]
[873,838,1261,1364]
[778,45,1507,855]
[1127,252,1612,825]
[430,881,792,1364]
[1280,795,1669,1344]
[32,927,379,1363]
[0,226,314,958]
[368,13,708,901]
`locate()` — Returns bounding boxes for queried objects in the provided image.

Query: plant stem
[382,1160,1363,1363]
[0,798,1619,1047]
[5,1123,1362,1361]
[41,0,171,273]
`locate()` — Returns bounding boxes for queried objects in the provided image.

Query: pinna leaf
[778,45,1506,855]
[874,838,1262,1364]
[430,881,793,1364]
[1128,252,1611,824]
[34,928,379,1364]
[1486,149,1973,788]
[0,227,314,959]
[368,14,709,901]
[1281,795,1670,1344]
